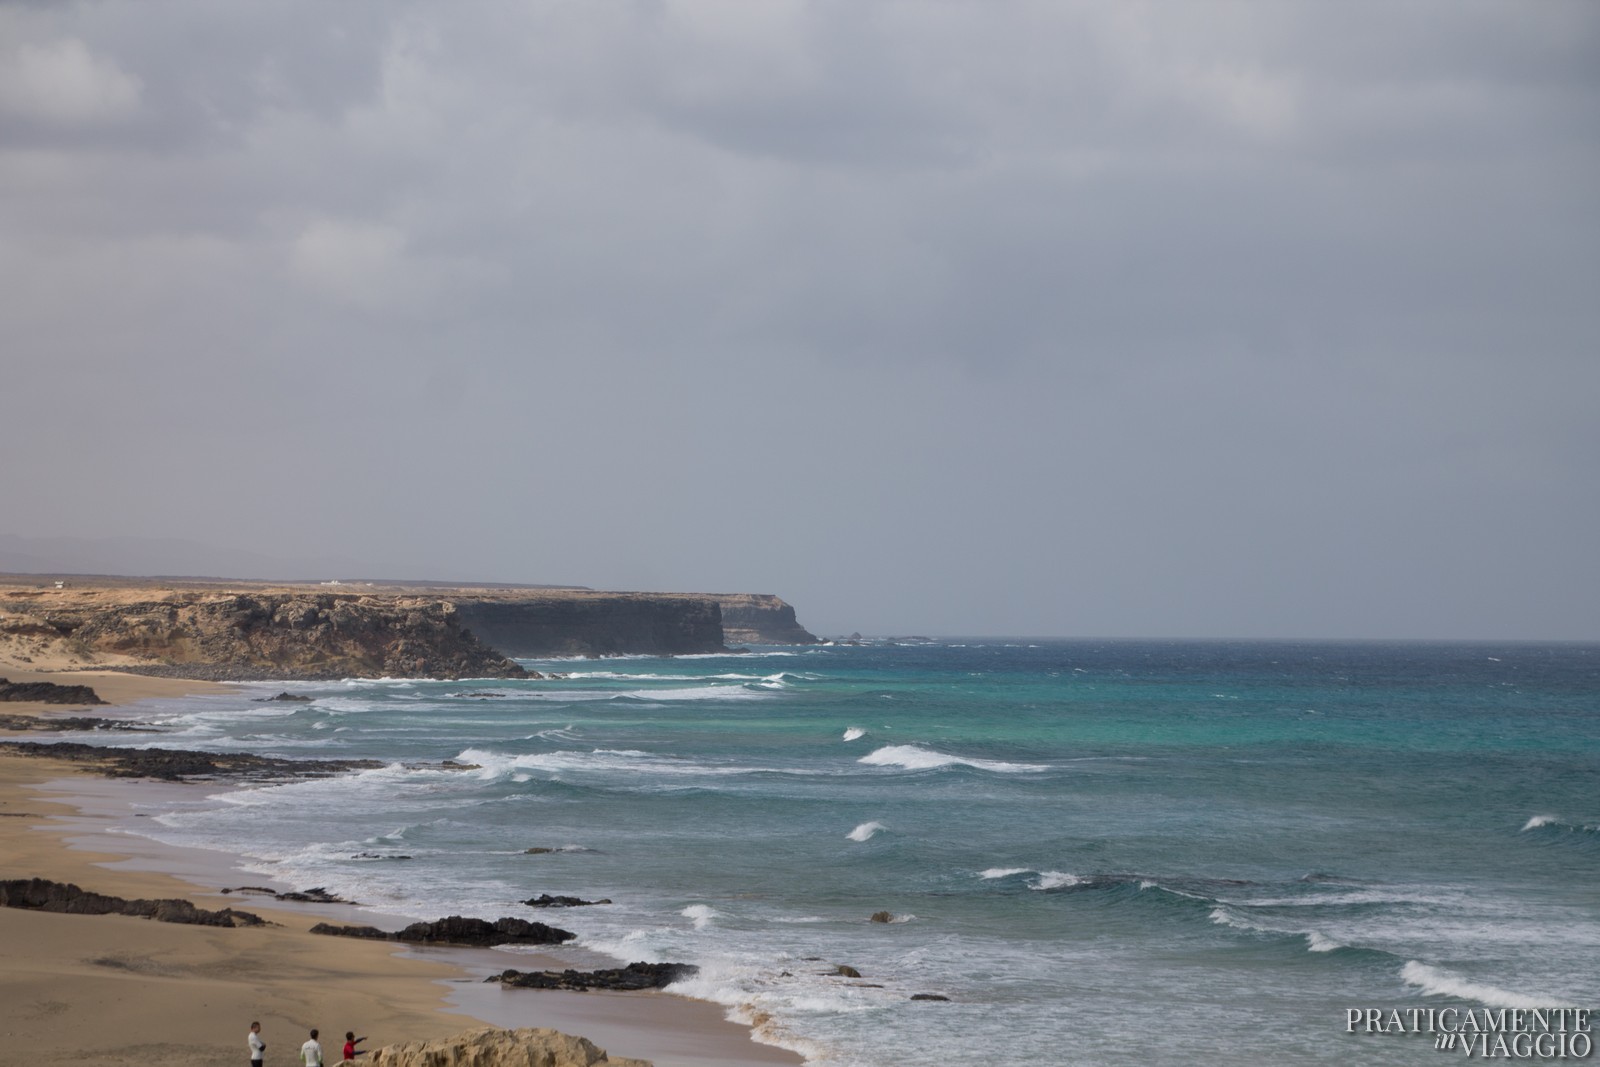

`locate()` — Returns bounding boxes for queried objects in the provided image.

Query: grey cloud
[1,0,1595,639]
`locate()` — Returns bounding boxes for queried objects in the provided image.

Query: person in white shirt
[249,1021,266,1066]
[301,1029,324,1067]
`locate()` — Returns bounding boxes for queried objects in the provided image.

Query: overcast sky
[2,1,1596,640]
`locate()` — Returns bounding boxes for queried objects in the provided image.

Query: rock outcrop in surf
[489,961,697,992]
[310,914,575,947]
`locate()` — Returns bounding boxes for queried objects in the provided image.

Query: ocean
[70,640,1600,1065]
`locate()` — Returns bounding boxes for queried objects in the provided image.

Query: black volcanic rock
[0,877,268,927]
[312,915,575,947]
[0,740,381,781]
[0,677,106,704]
[396,915,574,946]
[523,894,611,908]
[0,714,151,732]
[309,922,390,940]
[490,961,698,992]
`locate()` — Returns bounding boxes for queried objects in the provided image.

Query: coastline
[0,669,803,1067]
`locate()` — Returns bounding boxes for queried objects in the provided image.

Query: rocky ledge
[488,961,697,992]
[0,714,151,732]
[367,1027,650,1067]
[0,877,269,927]
[310,914,575,948]
[0,677,106,704]
[0,740,382,781]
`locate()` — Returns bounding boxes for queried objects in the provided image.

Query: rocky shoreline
[0,876,270,927]
[0,676,107,704]
[0,739,385,781]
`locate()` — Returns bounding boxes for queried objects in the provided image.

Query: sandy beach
[0,667,803,1067]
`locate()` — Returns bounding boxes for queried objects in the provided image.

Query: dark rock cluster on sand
[310,915,576,947]
[0,677,106,704]
[488,961,698,992]
[0,740,382,782]
[0,877,268,927]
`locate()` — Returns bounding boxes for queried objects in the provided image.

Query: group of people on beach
[249,1021,366,1066]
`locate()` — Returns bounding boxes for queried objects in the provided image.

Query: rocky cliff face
[1,590,526,680]
[0,581,814,676]
[452,593,725,657]
[713,594,818,645]
[367,1027,651,1067]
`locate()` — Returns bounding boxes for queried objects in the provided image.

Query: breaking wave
[857,745,1047,773]
[1400,961,1576,1010]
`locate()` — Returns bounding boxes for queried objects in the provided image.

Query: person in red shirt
[342,1032,367,1061]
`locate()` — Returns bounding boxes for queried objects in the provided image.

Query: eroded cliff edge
[0,589,528,680]
[451,592,723,657]
[0,580,818,678]
[712,593,819,646]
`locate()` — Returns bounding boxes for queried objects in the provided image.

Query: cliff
[713,593,818,645]
[367,1027,650,1067]
[451,592,725,657]
[0,588,526,680]
[0,579,815,677]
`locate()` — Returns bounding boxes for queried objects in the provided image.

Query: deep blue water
[84,640,1600,1065]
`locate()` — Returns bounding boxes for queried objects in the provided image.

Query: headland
[0,575,817,680]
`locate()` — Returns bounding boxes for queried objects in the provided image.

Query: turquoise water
[91,640,1599,1065]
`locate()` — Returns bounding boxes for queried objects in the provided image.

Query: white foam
[454,747,778,778]
[1522,815,1557,831]
[1033,871,1082,891]
[1210,906,1258,931]
[842,727,866,742]
[1305,932,1344,952]
[857,744,1048,774]
[682,904,717,930]
[616,685,771,702]
[979,867,1033,880]
[846,821,886,842]
[1400,961,1576,1010]
[1237,887,1459,908]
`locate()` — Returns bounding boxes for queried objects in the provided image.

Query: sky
[1,1,1597,640]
